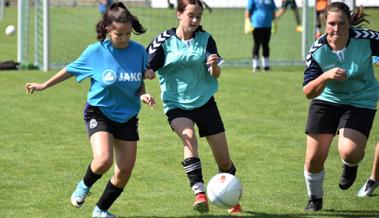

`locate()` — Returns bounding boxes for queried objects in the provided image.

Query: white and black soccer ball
[206,173,242,209]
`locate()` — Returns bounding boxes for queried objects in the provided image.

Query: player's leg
[196,97,241,213]
[252,29,262,72]
[71,130,114,208]
[337,106,375,190]
[303,99,342,211]
[304,133,333,211]
[92,140,137,218]
[168,109,208,213]
[315,11,322,38]
[92,116,139,218]
[261,28,271,71]
[337,128,367,190]
[291,2,302,32]
[358,142,379,197]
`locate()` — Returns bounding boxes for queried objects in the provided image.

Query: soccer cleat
[296,25,303,32]
[92,206,116,218]
[339,164,358,190]
[71,180,90,208]
[193,193,209,213]
[228,203,242,213]
[304,196,323,211]
[263,67,270,72]
[357,179,379,197]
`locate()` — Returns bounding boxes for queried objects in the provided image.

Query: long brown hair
[96,2,146,41]
[326,2,369,27]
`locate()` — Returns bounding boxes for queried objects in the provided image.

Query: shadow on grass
[125,209,379,218]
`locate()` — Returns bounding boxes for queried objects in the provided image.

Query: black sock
[219,163,236,175]
[182,157,204,187]
[83,163,102,187]
[97,180,124,211]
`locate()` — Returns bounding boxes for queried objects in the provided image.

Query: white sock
[262,57,269,68]
[192,182,205,195]
[341,159,359,167]
[304,169,325,199]
[252,57,259,69]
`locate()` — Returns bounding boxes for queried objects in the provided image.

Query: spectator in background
[276,0,302,32]
[245,0,276,72]
[315,0,329,38]
[99,0,113,15]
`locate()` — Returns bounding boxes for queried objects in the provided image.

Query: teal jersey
[304,28,379,109]
[147,27,220,113]
[66,39,146,123]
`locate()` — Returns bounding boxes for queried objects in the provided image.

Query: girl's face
[177,4,203,32]
[326,11,350,43]
[107,21,132,49]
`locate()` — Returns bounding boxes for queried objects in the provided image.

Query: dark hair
[326,2,369,27]
[177,0,204,13]
[96,2,146,41]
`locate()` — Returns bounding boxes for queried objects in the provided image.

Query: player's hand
[324,67,347,81]
[206,54,219,67]
[140,94,156,108]
[25,82,46,94]
[144,69,155,80]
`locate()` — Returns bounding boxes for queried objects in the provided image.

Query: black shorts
[166,97,225,137]
[282,0,297,9]
[305,99,376,138]
[84,104,139,141]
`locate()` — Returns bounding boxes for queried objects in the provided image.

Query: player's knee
[93,157,113,173]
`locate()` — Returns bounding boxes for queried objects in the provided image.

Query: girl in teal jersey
[302,2,379,211]
[145,0,241,214]
[25,2,155,218]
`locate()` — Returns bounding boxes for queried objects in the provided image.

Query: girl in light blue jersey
[302,2,379,212]
[245,0,276,72]
[25,2,155,218]
[145,0,241,214]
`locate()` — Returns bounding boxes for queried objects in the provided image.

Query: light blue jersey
[66,39,146,123]
[147,28,219,113]
[304,28,379,109]
[247,0,276,28]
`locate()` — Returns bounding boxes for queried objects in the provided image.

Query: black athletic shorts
[84,104,139,141]
[282,0,297,9]
[305,99,376,138]
[166,97,225,137]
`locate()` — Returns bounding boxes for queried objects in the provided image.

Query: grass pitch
[0,66,379,218]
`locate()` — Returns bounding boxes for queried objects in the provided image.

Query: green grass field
[1,66,379,218]
[1,4,379,218]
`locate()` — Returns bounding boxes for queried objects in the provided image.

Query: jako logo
[102,70,117,85]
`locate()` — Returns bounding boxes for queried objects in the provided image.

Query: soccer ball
[5,25,16,36]
[206,173,242,209]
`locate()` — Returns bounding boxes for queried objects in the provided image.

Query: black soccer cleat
[339,164,358,190]
[304,195,323,212]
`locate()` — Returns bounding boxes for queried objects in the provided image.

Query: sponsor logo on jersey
[102,70,117,85]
